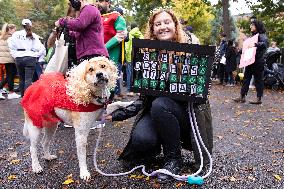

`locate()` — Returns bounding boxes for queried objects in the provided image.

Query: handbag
[220,55,226,65]
[45,33,68,74]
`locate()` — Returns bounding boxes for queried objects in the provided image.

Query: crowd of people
[0,0,280,184]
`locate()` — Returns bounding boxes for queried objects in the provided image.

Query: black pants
[0,63,17,91]
[241,64,264,98]
[15,57,37,97]
[227,71,234,85]
[131,97,190,160]
[218,63,228,83]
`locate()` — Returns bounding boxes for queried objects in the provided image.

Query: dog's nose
[96,72,103,78]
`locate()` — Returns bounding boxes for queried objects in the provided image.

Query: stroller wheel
[272,84,279,91]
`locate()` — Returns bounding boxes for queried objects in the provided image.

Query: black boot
[249,97,262,104]
[157,158,183,183]
[233,95,246,103]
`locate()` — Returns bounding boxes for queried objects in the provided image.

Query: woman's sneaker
[7,92,21,99]
[0,93,5,100]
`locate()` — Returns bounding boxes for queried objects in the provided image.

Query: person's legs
[233,67,253,103]
[218,64,225,84]
[0,65,8,90]
[240,66,253,97]
[151,97,186,182]
[5,63,16,92]
[249,69,264,104]
[6,63,21,99]
[227,71,234,85]
[126,62,134,96]
[22,57,37,96]
[151,97,189,160]
[32,62,42,82]
[126,63,132,92]
[129,113,160,159]
[122,64,127,86]
[254,70,264,98]
[15,58,26,97]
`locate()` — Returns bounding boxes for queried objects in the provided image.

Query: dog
[22,57,117,181]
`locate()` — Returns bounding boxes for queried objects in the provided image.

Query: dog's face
[66,57,118,105]
[84,57,117,88]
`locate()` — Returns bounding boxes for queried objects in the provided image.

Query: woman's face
[250,23,256,32]
[153,11,176,41]
[9,27,16,35]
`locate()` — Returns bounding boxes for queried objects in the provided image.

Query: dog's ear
[70,60,89,81]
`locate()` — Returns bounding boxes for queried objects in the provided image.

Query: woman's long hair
[251,20,266,34]
[144,8,187,43]
[0,23,16,40]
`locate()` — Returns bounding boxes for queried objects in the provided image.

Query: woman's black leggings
[130,97,191,160]
[241,64,264,98]
[0,63,17,91]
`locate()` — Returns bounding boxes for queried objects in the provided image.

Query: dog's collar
[91,93,106,105]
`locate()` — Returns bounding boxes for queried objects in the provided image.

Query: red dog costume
[21,73,103,128]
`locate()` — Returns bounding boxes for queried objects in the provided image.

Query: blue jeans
[115,62,122,95]
[126,62,132,92]
[32,61,45,82]
[15,57,37,97]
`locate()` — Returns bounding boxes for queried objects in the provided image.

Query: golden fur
[66,57,117,105]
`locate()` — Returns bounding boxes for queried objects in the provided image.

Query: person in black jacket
[105,8,213,183]
[233,20,268,104]
[225,40,237,86]
[217,33,228,85]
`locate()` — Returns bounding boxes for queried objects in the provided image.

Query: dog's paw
[32,164,43,173]
[80,170,91,181]
[43,154,57,161]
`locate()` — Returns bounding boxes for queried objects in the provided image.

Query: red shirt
[101,12,120,43]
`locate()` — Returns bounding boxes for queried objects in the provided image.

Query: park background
[0,0,283,49]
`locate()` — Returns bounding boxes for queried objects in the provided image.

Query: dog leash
[93,102,213,185]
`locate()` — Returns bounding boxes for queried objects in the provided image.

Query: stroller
[263,50,284,90]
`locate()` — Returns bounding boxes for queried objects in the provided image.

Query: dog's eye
[89,67,94,72]
[101,64,105,68]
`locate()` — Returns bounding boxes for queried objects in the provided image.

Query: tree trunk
[222,0,231,39]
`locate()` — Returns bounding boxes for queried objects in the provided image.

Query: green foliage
[121,0,165,31]
[236,18,250,35]
[0,0,17,26]
[250,0,284,47]
[210,6,237,45]
[29,0,68,38]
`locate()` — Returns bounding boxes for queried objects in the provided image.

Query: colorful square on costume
[197,76,206,85]
[188,76,197,84]
[142,78,149,88]
[159,81,166,90]
[150,80,158,89]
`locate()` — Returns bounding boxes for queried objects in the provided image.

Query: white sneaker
[7,93,21,99]
[0,93,5,100]
[0,88,8,94]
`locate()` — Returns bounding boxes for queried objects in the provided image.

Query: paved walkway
[0,85,283,188]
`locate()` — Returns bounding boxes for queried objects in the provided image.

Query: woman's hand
[54,20,60,27]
